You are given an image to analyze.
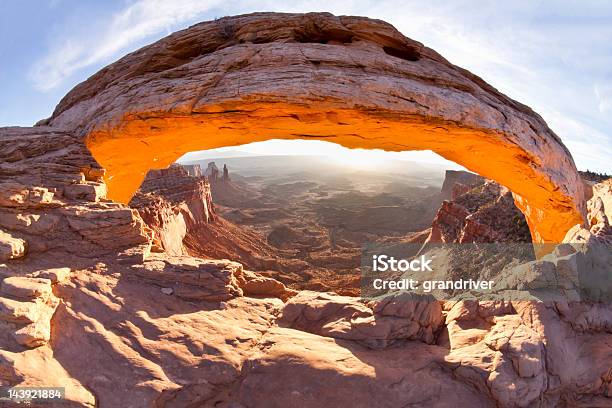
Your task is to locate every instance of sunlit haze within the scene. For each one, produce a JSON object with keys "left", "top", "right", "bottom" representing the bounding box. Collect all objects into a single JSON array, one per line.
[{"left": 178, "top": 140, "right": 466, "bottom": 170}]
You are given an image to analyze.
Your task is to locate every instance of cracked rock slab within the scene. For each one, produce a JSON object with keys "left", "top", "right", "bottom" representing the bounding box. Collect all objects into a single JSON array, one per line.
[{"left": 1, "top": 277, "right": 52, "bottom": 301}]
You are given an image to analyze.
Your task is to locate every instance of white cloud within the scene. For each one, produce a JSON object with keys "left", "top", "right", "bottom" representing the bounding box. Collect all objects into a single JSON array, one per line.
[
  {"left": 29, "top": 0, "right": 225, "bottom": 91},
  {"left": 543, "top": 108, "right": 612, "bottom": 173},
  {"left": 595, "top": 83, "right": 612, "bottom": 114}
]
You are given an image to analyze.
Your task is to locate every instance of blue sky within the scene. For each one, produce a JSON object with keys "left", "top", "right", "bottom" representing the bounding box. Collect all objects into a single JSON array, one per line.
[{"left": 1, "top": 0, "right": 610, "bottom": 173}]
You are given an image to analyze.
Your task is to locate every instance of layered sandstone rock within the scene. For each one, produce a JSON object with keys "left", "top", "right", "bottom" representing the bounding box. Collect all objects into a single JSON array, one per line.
[
  {"left": 428, "top": 175, "right": 532, "bottom": 243},
  {"left": 237, "top": 269, "right": 297, "bottom": 302},
  {"left": 0, "top": 12, "right": 610, "bottom": 408},
  {"left": 130, "top": 165, "right": 215, "bottom": 256},
  {"left": 591, "top": 179, "right": 612, "bottom": 226},
  {"left": 279, "top": 291, "right": 443, "bottom": 348},
  {"left": 130, "top": 255, "right": 244, "bottom": 301},
  {"left": 0, "top": 127, "right": 151, "bottom": 267},
  {"left": 41, "top": 12, "right": 585, "bottom": 244},
  {"left": 135, "top": 165, "right": 215, "bottom": 224},
  {"left": 443, "top": 300, "right": 549, "bottom": 407},
  {"left": 440, "top": 169, "right": 485, "bottom": 200},
  {"left": 130, "top": 194, "right": 188, "bottom": 255},
  {"left": 0, "top": 275, "right": 61, "bottom": 349},
  {"left": 0, "top": 230, "right": 26, "bottom": 261}
]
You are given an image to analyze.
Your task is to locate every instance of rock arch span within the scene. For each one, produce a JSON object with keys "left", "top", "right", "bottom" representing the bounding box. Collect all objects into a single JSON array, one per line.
[{"left": 43, "top": 12, "right": 585, "bottom": 243}]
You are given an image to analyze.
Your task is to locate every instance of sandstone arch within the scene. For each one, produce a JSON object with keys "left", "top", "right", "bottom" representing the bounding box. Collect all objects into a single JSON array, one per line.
[{"left": 43, "top": 12, "right": 585, "bottom": 243}]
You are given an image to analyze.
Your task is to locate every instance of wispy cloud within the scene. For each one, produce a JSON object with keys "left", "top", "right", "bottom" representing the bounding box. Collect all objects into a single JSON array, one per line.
[
  {"left": 29, "top": 0, "right": 224, "bottom": 91},
  {"left": 542, "top": 107, "right": 612, "bottom": 171},
  {"left": 595, "top": 83, "right": 612, "bottom": 113}
]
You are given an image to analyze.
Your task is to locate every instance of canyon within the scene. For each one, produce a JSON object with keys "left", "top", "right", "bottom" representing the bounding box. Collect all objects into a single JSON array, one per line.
[
  {"left": 0, "top": 11, "right": 610, "bottom": 408},
  {"left": 134, "top": 157, "right": 447, "bottom": 296},
  {"left": 130, "top": 158, "right": 534, "bottom": 297}
]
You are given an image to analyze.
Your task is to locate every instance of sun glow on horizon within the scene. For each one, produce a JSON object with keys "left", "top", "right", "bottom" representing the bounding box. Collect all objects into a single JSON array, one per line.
[{"left": 178, "top": 139, "right": 466, "bottom": 170}]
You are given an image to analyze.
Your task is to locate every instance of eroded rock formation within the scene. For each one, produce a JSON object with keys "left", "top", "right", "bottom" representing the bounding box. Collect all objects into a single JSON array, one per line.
[
  {"left": 41, "top": 12, "right": 585, "bottom": 244},
  {"left": 130, "top": 164, "right": 215, "bottom": 255},
  {"left": 1, "top": 12, "right": 610, "bottom": 408},
  {"left": 440, "top": 169, "right": 486, "bottom": 200},
  {"left": 428, "top": 173, "right": 532, "bottom": 243},
  {"left": 0, "top": 127, "right": 151, "bottom": 267},
  {"left": 0, "top": 123, "right": 610, "bottom": 406}
]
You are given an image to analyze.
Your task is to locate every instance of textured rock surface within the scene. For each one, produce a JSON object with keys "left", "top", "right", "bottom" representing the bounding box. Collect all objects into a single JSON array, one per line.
[
  {"left": 42, "top": 12, "right": 585, "bottom": 243},
  {"left": 1, "top": 276, "right": 52, "bottom": 300},
  {"left": 590, "top": 179, "right": 612, "bottom": 225},
  {"left": 440, "top": 169, "right": 486, "bottom": 200},
  {"left": 428, "top": 176, "right": 532, "bottom": 243},
  {"left": 130, "top": 255, "right": 244, "bottom": 301},
  {"left": 0, "top": 127, "right": 151, "bottom": 265},
  {"left": 0, "top": 276, "right": 60, "bottom": 349},
  {"left": 238, "top": 269, "right": 297, "bottom": 302},
  {"left": 279, "top": 291, "right": 443, "bottom": 348},
  {"left": 0, "top": 230, "right": 26, "bottom": 261},
  {"left": 1, "top": 12, "right": 610, "bottom": 408},
  {"left": 130, "top": 164, "right": 215, "bottom": 255}
]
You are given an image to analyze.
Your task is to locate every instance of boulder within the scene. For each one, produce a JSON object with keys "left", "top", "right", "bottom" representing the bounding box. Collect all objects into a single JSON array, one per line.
[
  {"left": 238, "top": 270, "right": 297, "bottom": 301},
  {"left": 0, "top": 297, "right": 40, "bottom": 324},
  {"left": 279, "top": 291, "right": 443, "bottom": 348},
  {"left": 1, "top": 277, "right": 52, "bottom": 301},
  {"left": 64, "top": 181, "right": 107, "bottom": 202},
  {"left": 0, "top": 229, "right": 27, "bottom": 261},
  {"left": 32, "top": 267, "right": 71, "bottom": 284},
  {"left": 131, "top": 255, "right": 244, "bottom": 301}
]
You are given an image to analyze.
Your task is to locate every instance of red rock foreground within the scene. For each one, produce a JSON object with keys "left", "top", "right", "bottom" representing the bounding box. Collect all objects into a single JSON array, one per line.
[{"left": 0, "top": 12, "right": 610, "bottom": 408}]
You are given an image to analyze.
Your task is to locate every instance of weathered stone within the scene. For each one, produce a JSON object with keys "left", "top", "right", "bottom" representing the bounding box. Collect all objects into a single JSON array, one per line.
[
  {"left": 428, "top": 178, "right": 532, "bottom": 244},
  {"left": 64, "top": 181, "right": 107, "bottom": 202},
  {"left": 0, "top": 211, "right": 59, "bottom": 234},
  {"left": 64, "top": 205, "right": 150, "bottom": 249},
  {"left": 129, "top": 165, "right": 217, "bottom": 256},
  {"left": 160, "top": 287, "right": 173, "bottom": 295},
  {"left": 0, "top": 182, "right": 55, "bottom": 208},
  {"left": 591, "top": 179, "right": 612, "bottom": 223},
  {"left": 116, "top": 242, "right": 152, "bottom": 265},
  {"left": 446, "top": 300, "right": 479, "bottom": 323},
  {"left": 238, "top": 270, "right": 296, "bottom": 301},
  {"left": 0, "top": 229, "right": 27, "bottom": 261},
  {"left": 14, "top": 319, "right": 51, "bottom": 348},
  {"left": 0, "top": 296, "right": 39, "bottom": 324},
  {"left": 33, "top": 267, "right": 71, "bottom": 284},
  {"left": 279, "top": 291, "right": 443, "bottom": 348},
  {"left": 131, "top": 255, "right": 243, "bottom": 301},
  {"left": 1, "top": 277, "right": 52, "bottom": 300},
  {"left": 0, "top": 279, "right": 59, "bottom": 349},
  {"left": 554, "top": 243, "right": 576, "bottom": 257}
]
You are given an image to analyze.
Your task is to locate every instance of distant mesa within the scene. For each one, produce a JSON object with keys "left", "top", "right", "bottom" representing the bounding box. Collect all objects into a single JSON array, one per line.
[
  {"left": 223, "top": 164, "right": 230, "bottom": 181},
  {"left": 183, "top": 163, "right": 203, "bottom": 177},
  {"left": 197, "top": 162, "right": 231, "bottom": 182}
]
